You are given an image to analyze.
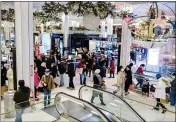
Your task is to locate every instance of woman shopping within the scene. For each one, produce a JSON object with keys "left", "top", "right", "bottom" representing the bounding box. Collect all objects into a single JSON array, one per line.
[
  {"left": 153, "top": 74, "right": 167, "bottom": 114},
  {"left": 91, "top": 69, "right": 106, "bottom": 106}
]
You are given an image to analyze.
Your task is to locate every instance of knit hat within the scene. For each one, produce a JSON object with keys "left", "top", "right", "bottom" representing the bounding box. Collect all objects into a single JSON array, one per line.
[{"left": 156, "top": 74, "right": 162, "bottom": 79}]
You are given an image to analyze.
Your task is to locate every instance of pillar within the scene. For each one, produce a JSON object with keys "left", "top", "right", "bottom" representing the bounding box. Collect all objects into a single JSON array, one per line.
[
  {"left": 107, "top": 17, "right": 113, "bottom": 36},
  {"left": 14, "top": 2, "right": 34, "bottom": 89},
  {"left": 120, "top": 20, "right": 131, "bottom": 68},
  {"left": 101, "top": 21, "right": 106, "bottom": 38},
  {"left": 63, "top": 13, "right": 69, "bottom": 48}
]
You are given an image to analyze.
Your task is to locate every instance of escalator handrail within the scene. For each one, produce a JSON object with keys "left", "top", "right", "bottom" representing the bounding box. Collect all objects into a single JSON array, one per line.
[
  {"left": 79, "top": 86, "right": 146, "bottom": 122},
  {"left": 54, "top": 92, "right": 112, "bottom": 122},
  {"left": 133, "top": 73, "right": 156, "bottom": 79}
]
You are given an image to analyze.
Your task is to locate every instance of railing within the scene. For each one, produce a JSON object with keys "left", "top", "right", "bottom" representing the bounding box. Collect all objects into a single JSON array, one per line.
[
  {"left": 54, "top": 92, "right": 112, "bottom": 122},
  {"left": 79, "top": 85, "right": 146, "bottom": 122}
]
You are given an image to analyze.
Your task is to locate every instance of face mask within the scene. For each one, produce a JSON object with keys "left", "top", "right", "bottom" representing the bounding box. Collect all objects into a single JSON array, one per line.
[
  {"left": 45, "top": 73, "right": 49, "bottom": 76},
  {"left": 34, "top": 70, "right": 38, "bottom": 72}
]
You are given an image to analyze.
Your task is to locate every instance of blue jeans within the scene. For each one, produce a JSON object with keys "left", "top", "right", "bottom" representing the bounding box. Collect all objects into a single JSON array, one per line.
[
  {"left": 170, "top": 90, "right": 176, "bottom": 106},
  {"left": 15, "top": 109, "right": 24, "bottom": 122},
  {"left": 43, "top": 89, "right": 51, "bottom": 107},
  {"left": 83, "top": 71, "right": 87, "bottom": 85},
  {"left": 60, "top": 74, "right": 64, "bottom": 86},
  {"left": 80, "top": 74, "right": 83, "bottom": 84}
]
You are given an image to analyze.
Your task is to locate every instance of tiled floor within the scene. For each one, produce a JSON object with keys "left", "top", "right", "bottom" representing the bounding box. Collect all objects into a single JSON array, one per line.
[{"left": 1, "top": 73, "right": 175, "bottom": 122}]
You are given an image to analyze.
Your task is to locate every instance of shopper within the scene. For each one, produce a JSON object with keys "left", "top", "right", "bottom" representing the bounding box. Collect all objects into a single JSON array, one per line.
[
  {"left": 38, "top": 62, "right": 46, "bottom": 79},
  {"left": 77, "top": 60, "right": 84, "bottom": 85},
  {"left": 82, "top": 61, "right": 87, "bottom": 85},
  {"left": 50, "top": 63, "right": 58, "bottom": 88},
  {"left": 153, "top": 74, "right": 167, "bottom": 113},
  {"left": 58, "top": 60, "right": 66, "bottom": 87},
  {"left": 87, "top": 54, "right": 93, "bottom": 77},
  {"left": 7, "top": 64, "right": 14, "bottom": 90},
  {"left": 109, "top": 57, "right": 115, "bottom": 78},
  {"left": 34, "top": 56, "right": 41, "bottom": 73},
  {"left": 114, "top": 66, "right": 126, "bottom": 97},
  {"left": 124, "top": 63, "right": 133, "bottom": 95},
  {"left": 170, "top": 73, "right": 176, "bottom": 106},
  {"left": 34, "top": 68, "right": 39, "bottom": 101},
  {"left": 66, "top": 60, "right": 75, "bottom": 90},
  {"left": 40, "top": 69, "right": 55, "bottom": 108},
  {"left": 13, "top": 80, "right": 30, "bottom": 122},
  {"left": 92, "top": 57, "right": 97, "bottom": 78},
  {"left": 91, "top": 69, "right": 106, "bottom": 106},
  {"left": 135, "top": 64, "right": 145, "bottom": 88}
]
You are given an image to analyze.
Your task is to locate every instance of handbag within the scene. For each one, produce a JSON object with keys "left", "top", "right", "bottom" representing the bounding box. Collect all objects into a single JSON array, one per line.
[{"left": 38, "top": 82, "right": 43, "bottom": 88}]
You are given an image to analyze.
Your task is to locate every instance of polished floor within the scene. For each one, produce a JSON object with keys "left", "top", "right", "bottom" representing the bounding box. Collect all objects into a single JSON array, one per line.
[{"left": 1, "top": 73, "right": 176, "bottom": 122}]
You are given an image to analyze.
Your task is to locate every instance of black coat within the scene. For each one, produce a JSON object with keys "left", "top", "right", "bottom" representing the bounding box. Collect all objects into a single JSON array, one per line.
[
  {"left": 58, "top": 63, "right": 66, "bottom": 74},
  {"left": 38, "top": 66, "right": 46, "bottom": 79},
  {"left": 125, "top": 65, "right": 133, "bottom": 85},
  {"left": 34, "top": 59, "right": 41, "bottom": 70},
  {"left": 50, "top": 66, "right": 57, "bottom": 78},
  {"left": 13, "top": 86, "right": 30, "bottom": 109},
  {"left": 93, "top": 75, "right": 101, "bottom": 89},
  {"left": 67, "top": 63, "right": 75, "bottom": 77},
  {"left": 46, "top": 58, "right": 52, "bottom": 69}
]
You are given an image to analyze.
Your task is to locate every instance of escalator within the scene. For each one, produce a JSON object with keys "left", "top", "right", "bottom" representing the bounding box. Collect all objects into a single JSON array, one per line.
[
  {"left": 53, "top": 92, "right": 122, "bottom": 122},
  {"left": 79, "top": 86, "right": 146, "bottom": 122}
]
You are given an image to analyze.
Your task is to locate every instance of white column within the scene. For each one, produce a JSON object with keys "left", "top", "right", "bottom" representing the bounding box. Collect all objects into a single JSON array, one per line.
[
  {"left": 101, "top": 21, "right": 106, "bottom": 38},
  {"left": 4, "top": 22, "right": 10, "bottom": 40},
  {"left": 107, "top": 17, "right": 113, "bottom": 36},
  {"left": 120, "top": 20, "right": 131, "bottom": 68},
  {"left": 14, "top": 2, "right": 34, "bottom": 89},
  {"left": 63, "top": 13, "right": 69, "bottom": 48}
]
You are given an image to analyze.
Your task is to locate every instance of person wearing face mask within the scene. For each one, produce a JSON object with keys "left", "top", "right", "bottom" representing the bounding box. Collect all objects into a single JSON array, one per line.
[
  {"left": 135, "top": 64, "right": 145, "bottom": 88},
  {"left": 34, "top": 68, "right": 39, "bottom": 101},
  {"left": 40, "top": 69, "right": 55, "bottom": 108},
  {"left": 66, "top": 60, "right": 75, "bottom": 90}
]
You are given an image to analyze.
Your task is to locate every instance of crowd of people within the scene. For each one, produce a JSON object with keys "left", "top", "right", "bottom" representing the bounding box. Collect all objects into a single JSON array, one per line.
[{"left": 1, "top": 50, "right": 176, "bottom": 122}]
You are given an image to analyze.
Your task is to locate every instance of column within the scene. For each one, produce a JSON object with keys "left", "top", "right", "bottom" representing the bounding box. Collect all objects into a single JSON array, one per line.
[
  {"left": 4, "top": 22, "right": 10, "bottom": 40},
  {"left": 101, "top": 21, "right": 106, "bottom": 38},
  {"left": 107, "top": 17, "right": 113, "bottom": 36},
  {"left": 120, "top": 20, "right": 131, "bottom": 68},
  {"left": 63, "top": 13, "right": 69, "bottom": 48},
  {"left": 14, "top": 2, "right": 34, "bottom": 89}
]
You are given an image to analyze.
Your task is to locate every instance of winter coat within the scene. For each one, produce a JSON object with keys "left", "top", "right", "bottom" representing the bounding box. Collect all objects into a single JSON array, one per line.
[
  {"left": 38, "top": 66, "right": 46, "bottom": 79},
  {"left": 125, "top": 65, "right": 133, "bottom": 85},
  {"left": 58, "top": 62, "right": 66, "bottom": 74},
  {"left": 50, "top": 66, "right": 57, "bottom": 78},
  {"left": 154, "top": 78, "right": 167, "bottom": 99},
  {"left": 110, "top": 60, "right": 115, "bottom": 72},
  {"left": 117, "top": 71, "right": 126, "bottom": 87},
  {"left": 136, "top": 66, "right": 144, "bottom": 74},
  {"left": 67, "top": 63, "right": 75, "bottom": 77},
  {"left": 41, "top": 75, "right": 55, "bottom": 90},
  {"left": 34, "top": 72, "right": 39, "bottom": 87},
  {"left": 13, "top": 86, "right": 30, "bottom": 109},
  {"left": 7, "top": 68, "right": 14, "bottom": 90}
]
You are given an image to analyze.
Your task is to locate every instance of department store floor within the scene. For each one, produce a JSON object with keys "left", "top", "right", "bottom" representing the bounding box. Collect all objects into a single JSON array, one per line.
[{"left": 1, "top": 73, "right": 176, "bottom": 122}]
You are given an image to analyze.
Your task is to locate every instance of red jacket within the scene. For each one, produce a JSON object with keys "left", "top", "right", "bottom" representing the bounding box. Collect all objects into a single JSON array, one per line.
[
  {"left": 110, "top": 60, "right": 115, "bottom": 72},
  {"left": 34, "top": 72, "right": 39, "bottom": 87},
  {"left": 136, "top": 66, "right": 144, "bottom": 74}
]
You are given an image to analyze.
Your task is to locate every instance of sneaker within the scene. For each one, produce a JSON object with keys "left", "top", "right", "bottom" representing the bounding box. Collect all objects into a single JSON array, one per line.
[
  {"left": 153, "top": 107, "right": 159, "bottom": 111},
  {"left": 101, "top": 103, "right": 106, "bottom": 106},
  {"left": 162, "top": 108, "right": 167, "bottom": 114}
]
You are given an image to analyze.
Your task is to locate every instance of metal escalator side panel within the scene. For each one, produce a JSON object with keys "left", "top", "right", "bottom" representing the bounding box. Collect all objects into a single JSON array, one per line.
[
  {"left": 79, "top": 85, "right": 146, "bottom": 122},
  {"left": 54, "top": 92, "right": 111, "bottom": 122}
]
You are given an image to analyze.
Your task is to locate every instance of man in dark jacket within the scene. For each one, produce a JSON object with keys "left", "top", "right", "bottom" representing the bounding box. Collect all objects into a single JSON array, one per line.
[
  {"left": 58, "top": 60, "right": 66, "bottom": 87},
  {"left": 67, "top": 60, "right": 75, "bottom": 90},
  {"left": 13, "top": 80, "right": 30, "bottom": 122},
  {"left": 124, "top": 63, "right": 133, "bottom": 95},
  {"left": 170, "top": 73, "right": 176, "bottom": 106}
]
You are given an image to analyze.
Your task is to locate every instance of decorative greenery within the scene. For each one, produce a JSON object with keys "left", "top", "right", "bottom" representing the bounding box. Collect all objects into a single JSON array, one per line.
[
  {"left": 33, "top": 10, "right": 62, "bottom": 24},
  {"left": 1, "top": 8, "right": 15, "bottom": 22},
  {"left": 69, "top": 26, "right": 100, "bottom": 32},
  {"left": 117, "top": 10, "right": 136, "bottom": 19},
  {"left": 42, "top": 2, "right": 116, "bottom": 19}
]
